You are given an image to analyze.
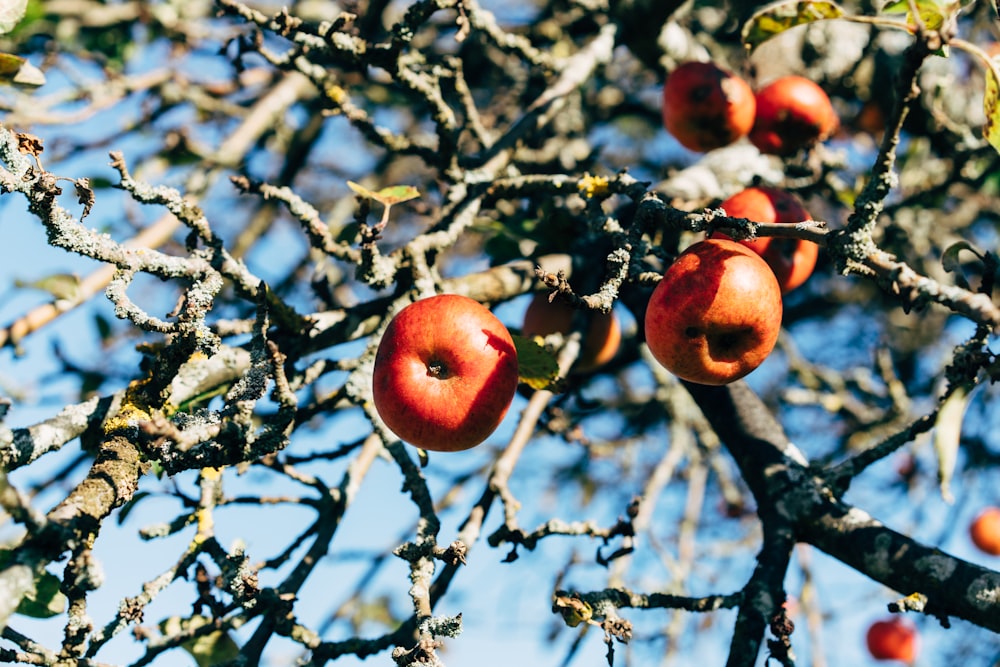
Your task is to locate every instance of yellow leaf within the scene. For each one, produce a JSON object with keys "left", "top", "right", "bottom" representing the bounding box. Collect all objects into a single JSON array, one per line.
[
  {"left": 984, "top": 61, "right": 1000, "bottom": 155},
  {"left": 552, "top": 594, "right": 593, "bottom": 627},
  {"left": 881, "top": 0, "right": 963, "bottom": 30},
  {"left": 375, "top": 185, "right": 420, "bottom": 205},
  {"left": 347, "top": 181, "right": 420, "bottom": 207},
  {"left": 741, "top": 0, "right": 845, "bottom": 52}
]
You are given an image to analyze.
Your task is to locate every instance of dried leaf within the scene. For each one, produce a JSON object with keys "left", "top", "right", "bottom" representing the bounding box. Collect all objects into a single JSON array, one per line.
[
  {"left": 16, "top": 131, "right": 42, "bottom": 156},
  {"left": 75, "top": 178, "right": 95, "bottom": 219},
  {"left": 933, "top": 384, "right": 971, "bottom": 504},
  {"left": 0, "top": 51, "right": 44, "bottom": 87},
  {"left": 0, "top": 0, "right": 27, "bottom": 34}
]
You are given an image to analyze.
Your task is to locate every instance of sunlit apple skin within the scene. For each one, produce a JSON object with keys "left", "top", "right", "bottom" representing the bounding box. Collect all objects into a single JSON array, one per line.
[
  {"left": 644, "top": 239, "right": 782, "bottom": 385},
  {"left": 970, "top": 506, "right": 1000, "bottom": 555},
  {"left": 662, "top": 61, "right": 756, "bottom": 153},
  {"left": 521, "top": 293, "right": 621, "bottom": 372},
  {"left": 866, "top": 617, "right": 919, "bottom": 664},
  {"left": 713, "top": 186, "right": 819, "bottom": 293},
  {"left": 372, "top": 294, "right": 519, "bottom": 452},
  {"left": 749, "top": 76, "right": 838, "bottom": 156}
]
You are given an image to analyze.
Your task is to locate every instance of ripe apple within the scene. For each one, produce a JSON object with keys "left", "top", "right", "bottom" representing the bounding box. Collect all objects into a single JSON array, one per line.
[
  {"left": 712, "top": 186, "right": 819, "bottom": 293},
  {"left": 970, "top": 506, "right": 1000, "bottom": 555},
  {"left": 521, "top": 293, "right": 621, "bottom": 372},
  {"left": 866, "top": 617, "right": 918, "bottom": 664},
  {"left": 662, "top": 61, "right": 756, "bottom": 153},
  {"left": 644, "top": 238, "right": 782, "bottom": 385},
  {"left": 372, "top": 294, "right": 519, "bottom": 452},
  {"left": 749, "top": 76, "right": 838, "bottom": 156}
]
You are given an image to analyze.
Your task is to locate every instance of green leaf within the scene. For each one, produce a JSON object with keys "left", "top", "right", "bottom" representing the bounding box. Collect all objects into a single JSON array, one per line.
[
  {"left": 881, "top": 0, "right": 962, "bottom": 29},
  {"left": 17, "top": 571, "right": 66, "bottom": 618},
  {"left": 0, "top": 0, "right": 27, "bottom": 34},
  {"left": 335, "top": 221, "right": 362, "bottom": 243},
  {"left": 161, "top": 615, "right": 240, "bottom": 667},
  {"left": 741, "top": 0, "right": 846, "bottom": 52},
  {"left": 941, "top": 240, "right": 986, "bottom": 289},
  {"left": 15, "top": 273, "right": 81, "bottom": 302},
  {"left": 0, "top": 51, "right": 44, "bottom": 86},
  {"left": 94, "top": 312, "right": 113, "bottom": 345},
  {"left": 512, "top": 334, "right": 564, "bottom": 392},
  {"left": 346, "top": 181, "right": 420, "bottom": 207},
  {"left": 117, "top": 491, "right": 152, "bottom": 525},
  {"left": 0, "top": 552, "right": 68, "bottom": 619},
  {"left": 941, "top": 240, "right": 982, "bottom": 274},
  {"left": 933, "top": 383, "right": 971, "bottom": 504}
]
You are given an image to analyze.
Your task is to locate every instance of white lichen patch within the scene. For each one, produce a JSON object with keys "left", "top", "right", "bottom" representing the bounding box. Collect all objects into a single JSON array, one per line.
[
  {"left": 970, "top": 576, "right": 1000, "bottom": 610},
  {"left": 915, "top": 554, "right": 958, "bottom": 580},
  {"left": 915, "top": 554, "right": 957, "bottom": 580}
]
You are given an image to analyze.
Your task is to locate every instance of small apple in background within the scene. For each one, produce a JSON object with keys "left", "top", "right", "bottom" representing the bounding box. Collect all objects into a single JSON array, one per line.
[
  {"left": 644, "top": 238, "right": 782, "bottom": 385},
  {"left": 521, "top": 293, "right": 621, "bottom": 372},
  {"left": 662, "top": 61, "right": 756, "bottom": 153},
  {"left": 712, "top": 186, "right": 819, "bottom": 293},
  {"left": 749, "top": 76, "right": 838, "bottom": 156},
  {"left": 372, "top": 294, "right": 519, "bottom": 452},
  {"left": 970, "top": 506, "right": 1000, "bottom": 555},
  {"left": 866, "top": 616, "right": 919, "bottom": 664}
]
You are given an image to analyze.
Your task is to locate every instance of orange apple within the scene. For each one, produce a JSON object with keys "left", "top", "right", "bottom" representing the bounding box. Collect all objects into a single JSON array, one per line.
[
  {"left": 970, "top": 506, "right": 1000, "bottom": 555},
  {"left": 662, "top": 61, "right": 756, "bottom": 153},
  {"left": 644, "top": 238, "right": 782, "bottom": 385},
  {"left": 713, "top": 186, "right": 819, "bottom": 293},
  {"left": 372, "top": 294, "right": 519, "bottom": 452},
  {"left": 521, "top": 293, "right": 621, "bottom": 372},
  {"left": 866, "top": 617, "right": 918, "bottom": 664},
  {"left": 749, "top": 76, "right": 838, "bottom": 156}
]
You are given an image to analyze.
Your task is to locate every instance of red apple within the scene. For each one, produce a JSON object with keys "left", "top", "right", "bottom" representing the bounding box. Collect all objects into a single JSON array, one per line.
[
  {"left": 662, "top": 61, "right": 756, "bottom": 153},
  {"left": 521, "top": 293, "right": 621, "bottom": 372},
  {"left": 749, "top": 76, "right": 838, "bottom": 156},
  {"left": 372, "top": 294, "right": 519, "bottom": 452},
  {"left": 644, "top": 238, "right": 782, "bottom": 385},
  {"left": 866, "top": 617, "right": 918, "bottom": 664},
  {"left": 970, "top": 506, "right": 1000, "bottom": 555},
  {"left": 713, "top": 186, "right": 819, "bottom": 293}
]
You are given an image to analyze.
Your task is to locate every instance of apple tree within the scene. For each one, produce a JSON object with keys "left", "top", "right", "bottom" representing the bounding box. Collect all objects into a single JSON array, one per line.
[{"left": 1, "top": 0, "right": 1000, "bottom": 665}]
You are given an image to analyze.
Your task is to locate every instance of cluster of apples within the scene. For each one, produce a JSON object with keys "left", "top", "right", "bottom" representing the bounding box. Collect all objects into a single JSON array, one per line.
[
  {"left": 661, "top": 60, "right": 839, "bottom": 156},
  {"left": 645, "top": 61, "right": 828, "bottom": 384},
  {"left": 372, "top": 195, "right": 819, "bottom": 452},
  {"left": 645, "top": 184, "right": 819, "bottom": 386},
  {"left": 370, "top": 64, "right": 834, "bottom": 454},
  {"left": 372, "top": 196, "right": 816, "bottom": 452}
]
